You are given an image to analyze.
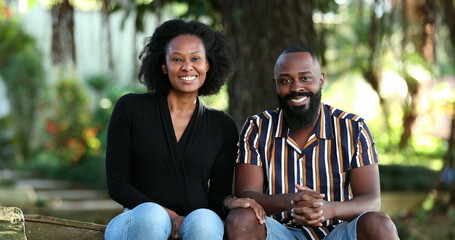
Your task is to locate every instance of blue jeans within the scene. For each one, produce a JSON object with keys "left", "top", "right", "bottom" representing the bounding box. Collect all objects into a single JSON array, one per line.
[
  {"left": 265, "top": 211, "right": 368, "bottom": 240},
  {"left": 104, "top": 202, "right": 224, "bottom": 240}
]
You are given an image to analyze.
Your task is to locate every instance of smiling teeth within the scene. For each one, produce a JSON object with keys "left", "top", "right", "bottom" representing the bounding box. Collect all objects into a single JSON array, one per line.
[
  {"left": 180, "top": 76, "right": 196, "bottom": 80},
  {"left": 290, "top": 96, "right": 308, "bottom": 103}
]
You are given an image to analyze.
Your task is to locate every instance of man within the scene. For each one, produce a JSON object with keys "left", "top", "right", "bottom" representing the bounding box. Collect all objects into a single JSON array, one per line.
[{"left": 224, "top": 46, "right": 399, "bottom": 240}]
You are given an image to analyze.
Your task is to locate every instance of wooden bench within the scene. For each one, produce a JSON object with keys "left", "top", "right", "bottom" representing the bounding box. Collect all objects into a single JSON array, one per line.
[
  {"left": 1, "top": 206, "right": 106, "bottom": 240},
  {"left": 25, "top": 214, "right": 105, "bottom": 240}
]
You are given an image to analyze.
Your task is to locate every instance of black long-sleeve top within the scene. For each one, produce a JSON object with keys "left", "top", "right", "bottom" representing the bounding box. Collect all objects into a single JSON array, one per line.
[{"left": 106, "top": 93, "right": 238, "bottom": 217}]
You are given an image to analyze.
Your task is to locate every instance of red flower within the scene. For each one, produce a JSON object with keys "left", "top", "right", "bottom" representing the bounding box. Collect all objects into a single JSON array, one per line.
[{"left": 46, "top": 121, "right": 58, "bottom": 136}]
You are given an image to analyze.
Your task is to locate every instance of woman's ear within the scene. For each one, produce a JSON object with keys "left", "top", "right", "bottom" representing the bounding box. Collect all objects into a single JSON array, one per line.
[
  {"left": 162, "top": 64, "right": 168, "bottom": 74},
  {"left": 206, "top": 62, "right": 209, "bottom": 72}
]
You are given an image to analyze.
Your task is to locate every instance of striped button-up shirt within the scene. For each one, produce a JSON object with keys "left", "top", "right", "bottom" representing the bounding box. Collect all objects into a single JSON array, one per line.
[{"left": 236, "top": 103, "right": 379, "bottom": 239}]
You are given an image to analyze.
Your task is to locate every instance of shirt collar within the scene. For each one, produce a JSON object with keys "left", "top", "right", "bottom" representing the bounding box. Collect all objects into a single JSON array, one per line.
[
  {"left": 275, "top": 103, "right": 334, "bottom": 140},
  {"left": 316, "top": 103, "right": 334, "bottom": 140}
]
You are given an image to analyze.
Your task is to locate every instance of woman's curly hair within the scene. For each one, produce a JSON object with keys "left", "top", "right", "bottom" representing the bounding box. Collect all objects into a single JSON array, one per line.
[{"left": 138, "top": 19, "right": 234, "bottom": 96}]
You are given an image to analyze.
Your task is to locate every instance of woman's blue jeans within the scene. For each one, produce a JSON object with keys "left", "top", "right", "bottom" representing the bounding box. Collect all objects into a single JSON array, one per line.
[{"left": 104, "top": 202, "right": 224, "bottom": 240}]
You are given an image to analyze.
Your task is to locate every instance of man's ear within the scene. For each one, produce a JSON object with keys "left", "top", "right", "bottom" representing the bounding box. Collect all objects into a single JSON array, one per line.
[
  {"left": 272, "top": 78, "right": 276, "bottom": 84},
  {"left": 162, "top": 64, "right": 168, "bottom": 74},
  {"left": 320, "top": 72, "right": 326, "bottom": 88}
]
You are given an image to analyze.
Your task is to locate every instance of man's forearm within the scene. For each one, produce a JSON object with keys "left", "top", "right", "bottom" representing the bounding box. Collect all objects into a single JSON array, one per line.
[{"left": 323, "top": 194, "right": 381, "bottom": 221}]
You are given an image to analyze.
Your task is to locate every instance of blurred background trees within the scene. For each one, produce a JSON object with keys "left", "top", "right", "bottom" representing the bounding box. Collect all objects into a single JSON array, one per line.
[
  {"left": 1, "top": 0, "right": 454, "bottom": 238},
  {"left": 0, "top": 13, "right": 45, "bottom": 165}
]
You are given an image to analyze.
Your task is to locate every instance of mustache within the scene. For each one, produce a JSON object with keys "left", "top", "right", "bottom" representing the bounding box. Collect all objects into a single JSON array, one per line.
[{"left": 284, "top": 92, "right": 313, "bottom": 100}]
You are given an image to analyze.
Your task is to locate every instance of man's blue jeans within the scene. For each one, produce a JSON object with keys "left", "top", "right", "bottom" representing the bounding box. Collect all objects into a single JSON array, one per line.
[
  {"left": 264, "top": 211, "right": 369, "bottom": 240},
  {"left": 104, "top": 202, "right": 224, "bottom": 240}
]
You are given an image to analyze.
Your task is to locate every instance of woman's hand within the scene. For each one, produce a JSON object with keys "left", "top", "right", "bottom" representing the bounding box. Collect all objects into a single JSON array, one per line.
[
  {"left": 224, "top": 197, "right": 267, "bottom": 224},
  {"left": 169, "top": 214, "right": 184, "bottom": 240}
]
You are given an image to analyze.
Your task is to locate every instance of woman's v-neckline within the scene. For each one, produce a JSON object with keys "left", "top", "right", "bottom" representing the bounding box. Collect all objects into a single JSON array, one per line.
[{"left": 163, "top": 96, "right": 199, "bottom": 145}]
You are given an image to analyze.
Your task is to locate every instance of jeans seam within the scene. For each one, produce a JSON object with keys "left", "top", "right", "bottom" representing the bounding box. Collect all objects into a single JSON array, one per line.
[
  {"left": 180, "top": 216, "right": 187, "bottom": 238},
  {"left": 124, "top": 211, "right": 132, "bottom": 240}
]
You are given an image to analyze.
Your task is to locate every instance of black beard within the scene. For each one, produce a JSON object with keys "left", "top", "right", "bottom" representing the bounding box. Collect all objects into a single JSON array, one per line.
[{"left": 277, "top": 89, "right": 322, "bottom": 130}]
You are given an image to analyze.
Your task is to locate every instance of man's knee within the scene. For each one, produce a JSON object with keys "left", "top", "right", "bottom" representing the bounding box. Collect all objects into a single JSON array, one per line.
[
  {"left": 225, "top": 208, "right": 266, "bottom": 240},
  {"left": 226, "top": 208, "right": 260, "bottom": 231},
  {"left": 358, "top": 211, "right": 396, "bottom": 229},
  {"left": 357, "top": 212, "right": 399, "bottom": 240}
]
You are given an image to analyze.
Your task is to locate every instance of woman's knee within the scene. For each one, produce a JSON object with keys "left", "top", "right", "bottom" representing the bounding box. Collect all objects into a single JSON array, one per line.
[
  {"left": 130, "top": 202, "right": 172, "bottom": 235},
  {"left": 105, "top": 202, "right": 172, "bottom": 239},
  {"left": 180, "top": 209, "right": 223, "bottom": 239},
  {"left": 186, "top": 208, "right": 222, "bottom": 226},
  {"left": 131, "top": 202, "right": 169, "bottom": 223}
]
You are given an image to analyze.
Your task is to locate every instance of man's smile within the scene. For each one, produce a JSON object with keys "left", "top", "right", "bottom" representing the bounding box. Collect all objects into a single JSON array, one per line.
[{"left": 290, "top": 96, "right": 308, "bottom": 104}]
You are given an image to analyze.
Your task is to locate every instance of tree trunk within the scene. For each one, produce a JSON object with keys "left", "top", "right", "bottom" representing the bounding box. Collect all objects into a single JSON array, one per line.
[
  {"left": 399, "top": 0, "right": 436, "bottom": 148},
  {"left": 434, "top": 0, "right": 455, "bottom": 213},
  {"left": 441, "top": 0, "right": 455, "bottom": 63},
  {"left": 445, "top": 112, "right": 455, "bottom": 201},
  {"left": 440, "top": 0, "right": 455, "bottom": 171},
  {"left": 362, "top": 0, "right": 381, "bottom": 101},
  {"left": 361, "top": 0, "right": 396, "bottom": 146},
  {"left": 51, "top": 0, "right": 75, "bottom": 66},
  {"left": 102, "top": 0, "right": 114, "bottom": 73},
  {"left": 398, "top": 74, "right": 418, "bottom": 148},
  {"left": 222, "top": 0, "right": 316, "bottom": 125}
]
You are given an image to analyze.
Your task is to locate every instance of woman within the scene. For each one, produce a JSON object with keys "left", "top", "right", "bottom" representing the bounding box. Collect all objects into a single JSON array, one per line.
[{"left": 104, "top": 19, "right": 265, "bottom": 240}]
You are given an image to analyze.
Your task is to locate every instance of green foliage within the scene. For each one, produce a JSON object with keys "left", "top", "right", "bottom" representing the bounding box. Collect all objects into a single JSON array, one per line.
[
  {"left": 23, "top": 152, "right": 107, "bottom": 189},
  {"left": 378, "top": 146, "right": 445, "bottom": 171},
  {"left": 0, "top": 17, "right": 45, "bottom": 161},
  {"left": 86, "top": 74, "right": 110, "bottom": 92},
  {"left": 0, "top": 19, "right": 34, "bottom": 66},
  {"left": 42, "top": 78, "right": 100, "bottom": 165},
  {"left": 21, "top": 75, "right": 137, "bottom": 188},
  {"left": 379, "top": 164, "right": 438, "bottom": 192},
  {"left": 449, "top": 208, "right": 455, "bottom": 224},
  {"left": 314, "top": 0, "right": 339, "bottom": 13},
  {"left": 176, "top": 0, "right": 221, "bottom": 23},
  {"left": 60, "top": 155, "right": 107, "bottom": 189},
  {"left": 0, "top": 116, "right": 17, "bottom": 169},
  {"left": 200, "top": 84, "right": 229, "bottom": 111},
  {"left": 86, "top": 74, "right": 142, "bottom": 153}
]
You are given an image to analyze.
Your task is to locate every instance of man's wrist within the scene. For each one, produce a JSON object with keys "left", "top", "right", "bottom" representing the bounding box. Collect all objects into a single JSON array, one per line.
[{"left": 222, "top": 195, "right": 236, "bottom": 213}]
